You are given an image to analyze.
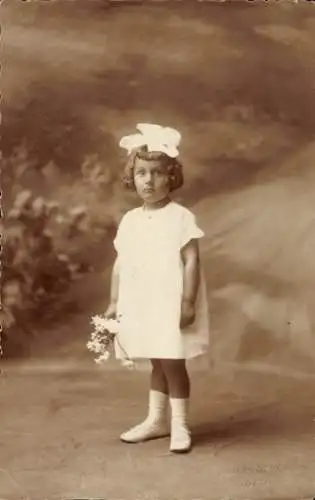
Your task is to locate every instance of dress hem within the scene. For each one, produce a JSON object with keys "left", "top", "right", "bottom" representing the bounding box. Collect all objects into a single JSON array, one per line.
[{"left": 115, "top": 348, "right": 208, "bottom": 361}]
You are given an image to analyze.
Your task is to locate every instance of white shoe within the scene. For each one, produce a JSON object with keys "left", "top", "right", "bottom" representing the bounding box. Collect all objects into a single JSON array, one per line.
[
  {"left": 170, "top": 422, "right": 192, "bottom": 453},
  {"left": 120, "top": 418, "right": 169, "bottom": 443},
  {"left": 120, "top": 390, "right": 169, "bottom": 443}
]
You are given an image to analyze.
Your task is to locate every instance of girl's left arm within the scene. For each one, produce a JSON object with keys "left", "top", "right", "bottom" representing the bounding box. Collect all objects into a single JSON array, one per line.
[
  {"left": 181, "top": 239, "right": 201, "bottom": 304},
  {"left": 180, "top": 239, "right": 200, "bottom": 327}
]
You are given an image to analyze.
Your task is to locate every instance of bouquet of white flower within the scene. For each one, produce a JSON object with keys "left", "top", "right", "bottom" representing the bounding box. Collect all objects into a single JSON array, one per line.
[{"left": 86, "top": 315, "right": 134, "bottom": 368}]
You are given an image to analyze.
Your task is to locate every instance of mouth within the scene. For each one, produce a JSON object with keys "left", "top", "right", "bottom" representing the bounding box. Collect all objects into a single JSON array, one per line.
[{"left": 143, "top": 187, "right": 154, "bottom": 194}]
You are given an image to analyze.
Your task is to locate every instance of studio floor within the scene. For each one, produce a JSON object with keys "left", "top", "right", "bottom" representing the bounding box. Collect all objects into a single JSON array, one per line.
[{"left": 1, "top": 362, "right": 315, "bottom": 500}]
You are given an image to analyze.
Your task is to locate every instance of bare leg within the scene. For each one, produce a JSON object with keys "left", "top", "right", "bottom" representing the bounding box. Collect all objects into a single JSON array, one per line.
[
  {"left": 159, "top": 359, "right": 190, "bottom": 398},
  {"left": 150, "top": 358, "right": 169, "bottom": 394}
]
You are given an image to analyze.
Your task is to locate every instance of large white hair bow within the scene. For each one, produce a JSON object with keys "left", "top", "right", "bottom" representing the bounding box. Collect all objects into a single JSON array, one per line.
[{"left": 119, "top": 123, "right": 181, "bottom": 158}]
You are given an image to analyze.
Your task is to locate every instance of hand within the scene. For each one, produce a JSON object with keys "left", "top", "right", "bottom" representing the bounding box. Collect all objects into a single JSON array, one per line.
[
  {"left": 104, "top": 302, "right": 117, "bottom": 319},
  {"left": 180, "top": 299, "right": 196, "bottom": 329}
]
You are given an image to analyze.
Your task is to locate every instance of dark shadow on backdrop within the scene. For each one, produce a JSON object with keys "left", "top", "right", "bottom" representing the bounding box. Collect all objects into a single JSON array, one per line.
[{"left": 3, "top": 5, "right": 315, "bottom": 171}]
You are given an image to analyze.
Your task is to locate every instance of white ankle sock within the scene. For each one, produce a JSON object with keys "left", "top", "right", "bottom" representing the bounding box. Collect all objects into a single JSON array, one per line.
[
  {"left": 169, "top": 397, "right": 189, "bottom": 426},
  {"left": 169, "top": 397, "right": 191, "bottom": 452},
  {"left": 147, "top": 390, "right": 169, "bottom": 422}
]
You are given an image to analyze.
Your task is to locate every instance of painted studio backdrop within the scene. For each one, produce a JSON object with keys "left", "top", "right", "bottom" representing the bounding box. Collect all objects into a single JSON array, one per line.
[{"left": 3, "top": 1, "right": 315, "bottom": 375}]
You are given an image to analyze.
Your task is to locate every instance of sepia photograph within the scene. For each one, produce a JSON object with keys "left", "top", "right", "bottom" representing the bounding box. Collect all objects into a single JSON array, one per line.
[{"left": 1, "top": 1, "right": 315, "bottom": 499}]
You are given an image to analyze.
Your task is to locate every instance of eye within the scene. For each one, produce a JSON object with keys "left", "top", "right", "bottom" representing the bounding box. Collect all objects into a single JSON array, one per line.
[
  {"left": 153, "top": 168, "right": 166, "bottom": 176},
  {"left": 135, "top": 169, "right": 146, "bottom": 177}
]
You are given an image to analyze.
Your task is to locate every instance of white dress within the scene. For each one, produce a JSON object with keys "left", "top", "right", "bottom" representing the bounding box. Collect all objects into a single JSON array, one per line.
[{"left": 113, "top": 201, "right": 209, "bottom": 360}]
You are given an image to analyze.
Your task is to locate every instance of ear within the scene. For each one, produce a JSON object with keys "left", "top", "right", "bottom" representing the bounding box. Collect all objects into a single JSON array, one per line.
[{"left": 170, "top": 165, "right": 184, "bottom": 191}]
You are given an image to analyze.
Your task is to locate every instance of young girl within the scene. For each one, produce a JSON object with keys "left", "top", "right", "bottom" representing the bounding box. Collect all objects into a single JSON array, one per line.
[{"left": 105, "top": 123, "right": 209, "bottom": 453}]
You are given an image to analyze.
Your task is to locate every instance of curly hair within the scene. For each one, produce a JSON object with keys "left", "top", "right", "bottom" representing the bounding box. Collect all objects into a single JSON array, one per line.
[{"left": 122, "top": 146, "right": 184, "bottom": 192}]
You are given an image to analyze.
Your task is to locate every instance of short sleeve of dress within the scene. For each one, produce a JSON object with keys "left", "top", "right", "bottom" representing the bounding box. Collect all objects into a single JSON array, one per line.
[
  {"left": 113, "top": 213, "right": 129, "bottom": 253},
  {"left": 180, "top": 209, "right": 205, "bottom": 249}
]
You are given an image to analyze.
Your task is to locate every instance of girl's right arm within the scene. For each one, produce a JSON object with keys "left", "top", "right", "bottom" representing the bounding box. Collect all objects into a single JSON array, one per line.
[
  {"left": 106, "top": 211, "right": 128, "bottom": 318},
  {"left": 105, "top": 258, "right": 120, "bottom": 318}
]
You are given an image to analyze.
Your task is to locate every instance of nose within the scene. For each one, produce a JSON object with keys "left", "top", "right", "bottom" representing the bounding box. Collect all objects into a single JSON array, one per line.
[{"left": 144, "top": 172, "right": 153, "bottom": 186}]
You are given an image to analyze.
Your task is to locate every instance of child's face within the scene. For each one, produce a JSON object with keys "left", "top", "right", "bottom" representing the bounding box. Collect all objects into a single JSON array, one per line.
[{"left": 133, "top": 158, "right": 170, "bottom": 204}]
